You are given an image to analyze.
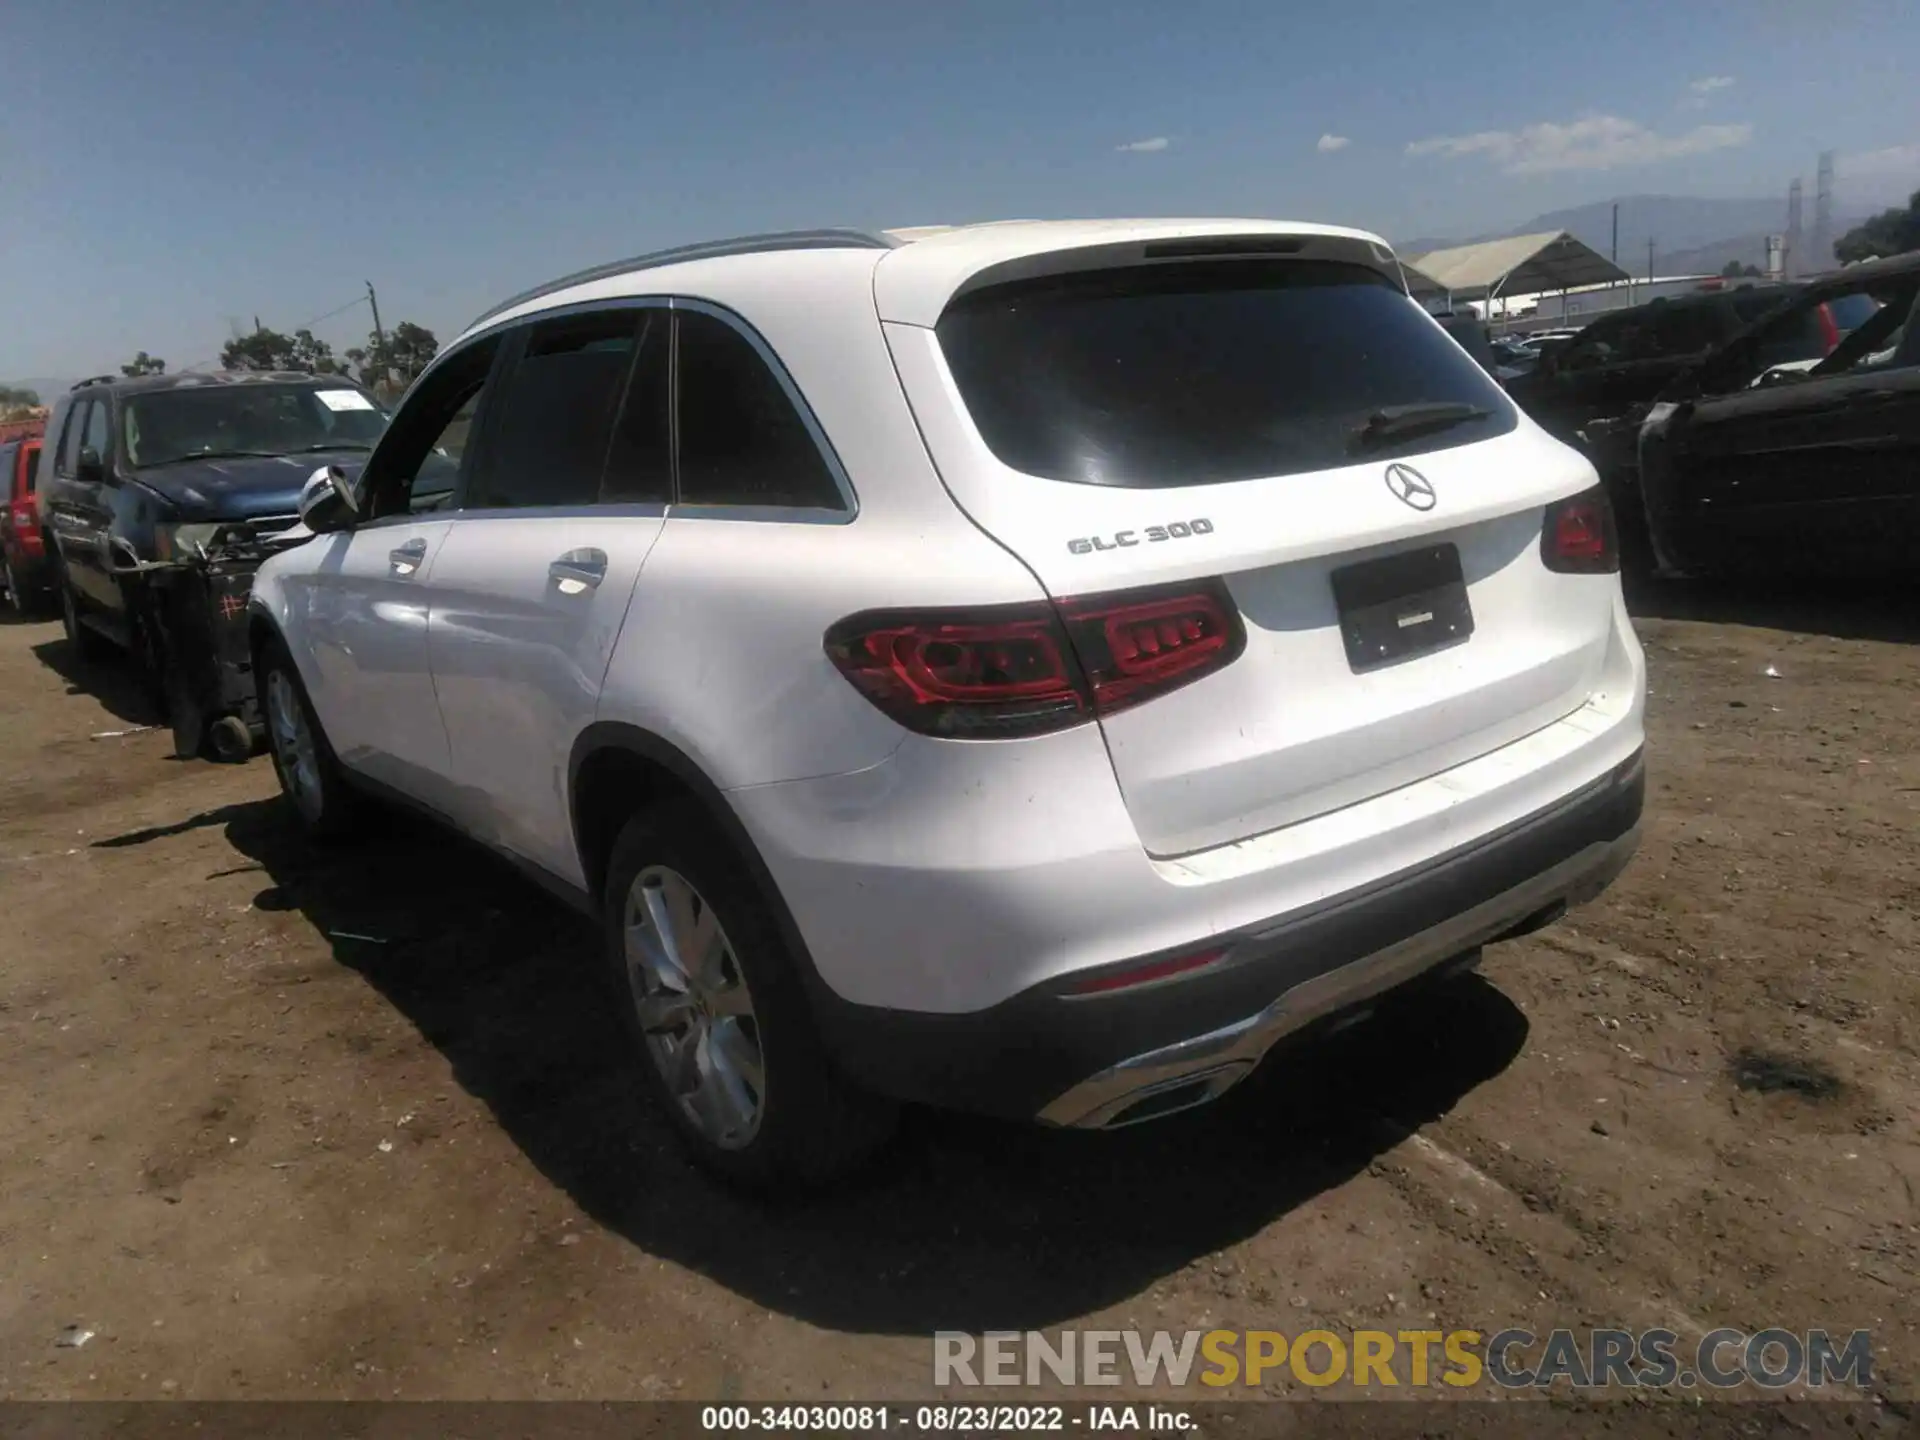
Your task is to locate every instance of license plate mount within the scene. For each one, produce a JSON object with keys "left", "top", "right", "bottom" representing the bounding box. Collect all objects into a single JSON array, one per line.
[{"left": 1330, "top": 543, "right": 1474, "bottom": 673}]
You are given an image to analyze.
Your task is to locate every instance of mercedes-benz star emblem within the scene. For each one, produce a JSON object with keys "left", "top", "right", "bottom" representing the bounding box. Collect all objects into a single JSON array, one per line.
[{"left": 1384, "top": 463, "right": 1437, "bottom": 512}]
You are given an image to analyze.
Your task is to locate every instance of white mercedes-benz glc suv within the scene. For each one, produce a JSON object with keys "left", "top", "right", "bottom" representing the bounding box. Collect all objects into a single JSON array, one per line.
[{"left": 249, "top": 220, "right": 1645, "bottom": 1186}]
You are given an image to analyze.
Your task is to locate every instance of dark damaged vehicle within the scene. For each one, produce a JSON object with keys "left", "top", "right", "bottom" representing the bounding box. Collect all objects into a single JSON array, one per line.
[
  {"left": 1636, "top": 252, "right": 1920, "bottom": 582},
  {"left": 36, "top": 371, "right": 402, "bottom": 757}
]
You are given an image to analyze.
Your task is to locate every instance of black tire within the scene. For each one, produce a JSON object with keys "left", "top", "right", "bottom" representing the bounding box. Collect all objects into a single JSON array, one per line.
[
  {"left": 57, "top": 562, "right": 111, "bottom": 662},
  {"left": 126, "top": 587, "right": 173, "bottom": 719},
  {"left": 256, "top": 637, "right": 360, "bottom": 839},
  {"left": 602, "top": 800, "right": 895, "bottom": 1189}
]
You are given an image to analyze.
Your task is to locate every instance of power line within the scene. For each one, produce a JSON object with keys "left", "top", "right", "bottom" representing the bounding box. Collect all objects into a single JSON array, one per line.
[{"left": 176, "top": 291, "right": 376, "bottom": 373}]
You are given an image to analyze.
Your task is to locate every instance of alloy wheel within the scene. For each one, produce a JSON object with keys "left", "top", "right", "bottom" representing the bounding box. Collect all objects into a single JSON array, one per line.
[
  {"left": 265, "top": 668, "right": 324, "bottom": 824},
  {"left": 622, "top": 865, "right": 766, "bottom": 1149}
]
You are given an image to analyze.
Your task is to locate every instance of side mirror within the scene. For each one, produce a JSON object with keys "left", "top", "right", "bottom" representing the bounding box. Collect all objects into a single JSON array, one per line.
[
  {"left": 76, "top": 446, "right": 105, "bottom": 485},
  {"left": 298, "top": 465, "right": 360, "bottom": 534}
]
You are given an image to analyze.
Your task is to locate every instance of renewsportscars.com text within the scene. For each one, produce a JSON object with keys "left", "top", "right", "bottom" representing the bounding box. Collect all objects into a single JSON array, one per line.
[{"left": 933, "top": 1327, "right": 1873, "bottom": 1391}]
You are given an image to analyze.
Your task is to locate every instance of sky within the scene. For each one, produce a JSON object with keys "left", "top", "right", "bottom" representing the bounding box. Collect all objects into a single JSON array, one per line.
[{"left": 4, "top": 0, "right": 1918, "bottom": 381}]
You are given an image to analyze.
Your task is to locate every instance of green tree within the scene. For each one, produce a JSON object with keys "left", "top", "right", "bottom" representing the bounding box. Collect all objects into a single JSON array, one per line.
[
  {"left": 222, "top": 327, "right": 298, "bottom": 371},
  {"left": 1835, "top": 190, "right": 1920, "bottom": 264},
  {"left": 289, "top": 329, "right": 342, "bottom": 374},
  {"left": 120, "top": 352, "right": 167, "bottom": 376},
  {"left": 221, "top": 326, "right": 344, "bottom": 373},
  {"left": 346, "top": 320, "right": 438, "bottom": 389},
  {"left": 1720, "top": 260, "right": 1763, "bottom": 279},
  {"left": 0, "top": 385, "right": 41, "bottom": 413}
]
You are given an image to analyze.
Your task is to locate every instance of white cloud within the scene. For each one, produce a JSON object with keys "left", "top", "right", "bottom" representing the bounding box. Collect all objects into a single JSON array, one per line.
[
  {"left": 1316, "top": 133, "right": 1351, "bottom": 153},
  {"left": 1843, "top": 141, "right": 1920, "bottom": 177},
  {"left": 1404, "top": 113, "right": 1752, "bottom": 175},
  {"left": 1115, "top": 136, "right": 1170, "bottom": 153},
  {"left": 1684, "top": 74, "right": 1736, "bottom": 109},
  {"left": 1841, "top": 142, "right": 1920, "bottom": 203}
]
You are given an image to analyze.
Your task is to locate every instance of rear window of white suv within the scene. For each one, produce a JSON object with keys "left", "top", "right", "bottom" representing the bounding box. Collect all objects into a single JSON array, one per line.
[{"left": 935, "top": 259, "right": 1517, "bottom": 488}]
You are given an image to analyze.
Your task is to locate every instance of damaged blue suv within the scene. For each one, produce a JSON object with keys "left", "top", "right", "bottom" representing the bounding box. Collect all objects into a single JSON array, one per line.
[{"left": 37, "top": 371, "right": 394, "bottom": 759}]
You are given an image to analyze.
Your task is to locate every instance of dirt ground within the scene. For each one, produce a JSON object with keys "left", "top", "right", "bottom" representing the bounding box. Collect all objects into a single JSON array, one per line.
[{"left": 0, "top": 581, "right": 1916, "bottom": 1410}]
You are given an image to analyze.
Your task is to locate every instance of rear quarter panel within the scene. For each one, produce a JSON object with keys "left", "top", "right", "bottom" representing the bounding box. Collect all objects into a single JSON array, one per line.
[{"left": 593, "top": 257, "right": 1060, "bottom": 792}]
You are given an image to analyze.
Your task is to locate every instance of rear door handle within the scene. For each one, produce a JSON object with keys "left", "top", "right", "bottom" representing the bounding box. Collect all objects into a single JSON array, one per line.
[
  {"left": 549, "top": 547, "right": 608, "bottom": 590},
  {"left": 389, "top": 538, "right": 428, "bottom": 576}
]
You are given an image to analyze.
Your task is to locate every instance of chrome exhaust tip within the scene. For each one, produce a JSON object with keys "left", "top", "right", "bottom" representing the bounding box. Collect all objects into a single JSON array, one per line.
[{"left": 1094, "top": 1063, "right": 1252, "bottom": 1129}]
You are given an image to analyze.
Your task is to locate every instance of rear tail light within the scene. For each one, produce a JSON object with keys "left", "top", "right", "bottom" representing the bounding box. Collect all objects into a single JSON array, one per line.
[
  {"left": 1541, "top": 485, "right": 1619, "bottom": 575},
  {"left": 824, "top": 580, "right": 1246, "bottom": 739}
]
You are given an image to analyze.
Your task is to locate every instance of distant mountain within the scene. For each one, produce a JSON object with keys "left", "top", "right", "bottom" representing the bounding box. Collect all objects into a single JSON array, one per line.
[
  {"left": 1400, "top": 194, "right": 1872, "bottom": 277},
  {"left": 0, "top": 378, "right": 75, "bottom": 404}
]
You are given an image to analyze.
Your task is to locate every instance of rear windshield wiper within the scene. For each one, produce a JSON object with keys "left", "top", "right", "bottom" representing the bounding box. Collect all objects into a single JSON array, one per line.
[
  {"left": 289, "top": 442, "right": 373, "bottom": 453},
  {"left": 1349, "top": 403, "right": 1493, "bottom": 453}
]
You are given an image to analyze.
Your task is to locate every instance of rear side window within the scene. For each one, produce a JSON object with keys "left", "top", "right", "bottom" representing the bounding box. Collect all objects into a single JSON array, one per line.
[
  {"left": 935, "top": 261, "right": 1516, "bottom": 487},
  {"left": 469, "top": 309, "right": 641, "bottom": 510},
  {"left": 19, "top": 443, "right": 40, "bottom": 497},
  {"left": 673, "top": 310, "right": 843, "bottom": 509}
]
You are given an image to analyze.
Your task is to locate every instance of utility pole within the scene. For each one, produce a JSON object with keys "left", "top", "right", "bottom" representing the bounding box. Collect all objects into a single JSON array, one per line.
[
  {"left": 1647, "top": 238, "right": 1655, "bottom": 285},
  {"left": 1611, "top": 202, "right": 1619, "bottom": 264},
  {"left": 366, "top": 281, "right": 390, "bottom": 389}
]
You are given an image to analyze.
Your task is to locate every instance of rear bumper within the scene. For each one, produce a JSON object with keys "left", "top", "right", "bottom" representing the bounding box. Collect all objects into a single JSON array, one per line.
[{"left": 810, "top": 749, "right": 1642, "bottom": 1122}]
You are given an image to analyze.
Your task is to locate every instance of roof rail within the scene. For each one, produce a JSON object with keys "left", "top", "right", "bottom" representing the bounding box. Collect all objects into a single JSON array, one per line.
[
  {"left": 71, "top": 375, "right": 118, "bottom": 391},
  {"left": 468, "top": 228, "right": 898, "bottom": 330}
]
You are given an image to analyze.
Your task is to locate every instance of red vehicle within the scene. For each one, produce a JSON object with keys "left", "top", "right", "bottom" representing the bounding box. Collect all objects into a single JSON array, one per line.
[{"left": 1, "top": 435, "right": 51, "bottom": 616}]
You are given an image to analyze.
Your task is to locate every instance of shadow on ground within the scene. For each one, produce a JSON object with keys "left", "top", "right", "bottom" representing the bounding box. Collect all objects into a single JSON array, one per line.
[
  {"left": 1625, "top": 574, "right": 1920, "bottom": 646},
  {"left": 30, "top": 634, "right": 161, "bottom": 729},
  {"left": 96, "top": 795, "right": 1530, "bottom": 1336}
]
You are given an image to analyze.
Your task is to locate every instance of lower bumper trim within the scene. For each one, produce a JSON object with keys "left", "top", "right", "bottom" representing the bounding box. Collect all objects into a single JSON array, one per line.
[{"left": 1038, "top": 824, "right": 1638, "bottom": 1128}]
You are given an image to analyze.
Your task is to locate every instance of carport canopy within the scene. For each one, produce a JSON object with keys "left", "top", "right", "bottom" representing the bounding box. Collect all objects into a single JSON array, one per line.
[
  {"left": 1404, "top": 230, "right": 1630, "bottom": 300},
  {"left": 1396, "top": 257, "right": 1445, "bottom": 297}
]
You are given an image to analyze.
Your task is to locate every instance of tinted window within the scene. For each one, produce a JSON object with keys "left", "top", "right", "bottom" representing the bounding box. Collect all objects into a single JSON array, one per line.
[
  {"left": 83, "top": 400, "right": 111, "bottom": 460},
  {"left": 600, "top": 310, "right": 671, "bottom": 504},
  {"left": 936, "top": 261, "right": 1515, "bottom": 486},
  {"left": 1824, "top": 292, "right": 1882, "bottom": 335},
  {"left": 19, "top": 442, "right": 40, "bottom": 497},
  {"left": 57, "top": 402, "right": 88, "bottom": 476},
  {"left": 362, "top": 335, "right": 500, "bottom": 520},
  {"left": 469, "top": 310, "right": 640, "bottom": 509},
  {"left": 414, "top": 389, "right": 482, "bottom": 511},
  {"left": 1630, "top": 303, "right": 1724, "bottom": 359},
  {"left": 674, "top": 309, "right": 843, "bottom": 509}
]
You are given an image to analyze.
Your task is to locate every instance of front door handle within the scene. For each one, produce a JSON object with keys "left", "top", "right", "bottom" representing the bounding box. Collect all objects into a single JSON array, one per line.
[
  {"left": 549, "top": 548, "right": 608, "bottom": 590},
  {"left": 389, "top": 538, "right": 428, "bottom": 576}
]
